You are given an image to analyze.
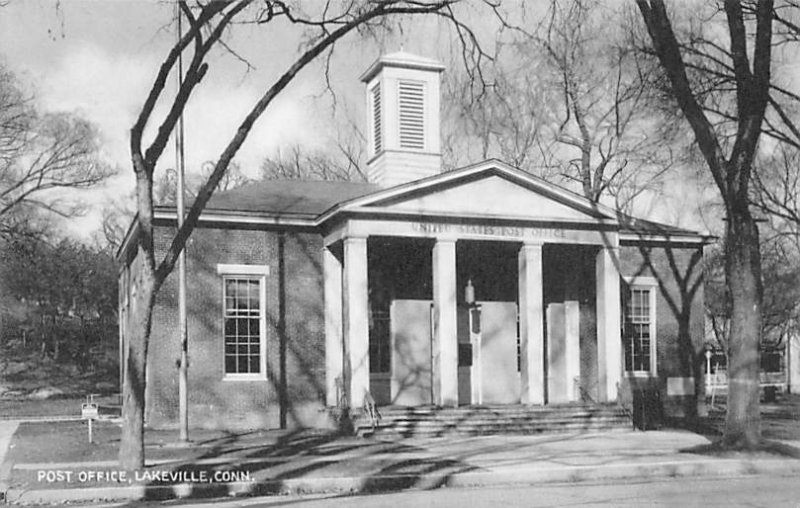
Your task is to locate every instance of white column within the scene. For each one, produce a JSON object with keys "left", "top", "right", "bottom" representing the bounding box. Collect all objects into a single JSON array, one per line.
[
  {"left": 433, "top": 238, "right": 458, "bottom": 407},
  {"left": 324, "top": 246, "right": 343, "bottom": 407},
  {"left": 789, "top": 333, "right": 800, "bottom": 394},
  {"left": 343, "top": 236, "right": 369, "bottom": 408},
  {"left": 596, "top": 246, "right": 622, "bottom": 403},
  {"left": 519, "top": 242, "right": 545, "bottom": 405}
]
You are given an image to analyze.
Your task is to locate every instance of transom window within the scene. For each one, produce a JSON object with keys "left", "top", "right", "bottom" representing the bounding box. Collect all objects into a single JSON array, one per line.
[{"left": 623, "top": 282, "right": 657, "bottom": 374}]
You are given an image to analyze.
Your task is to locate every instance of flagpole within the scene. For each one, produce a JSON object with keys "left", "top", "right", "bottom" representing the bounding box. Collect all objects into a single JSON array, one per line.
[{"left": 175, "top": 0, "right": 189, "bottom": 444}]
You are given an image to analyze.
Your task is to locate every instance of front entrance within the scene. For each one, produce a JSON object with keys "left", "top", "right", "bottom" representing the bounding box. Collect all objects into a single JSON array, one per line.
[
  {"left": 387, "top": 300, "right": 521, "bottom": 406},
  {"left": 457, "top": 302, "right": 520, "bottom": 405},
  {"left": 364, "top": 237, "right": 598, "bottom": 407}
]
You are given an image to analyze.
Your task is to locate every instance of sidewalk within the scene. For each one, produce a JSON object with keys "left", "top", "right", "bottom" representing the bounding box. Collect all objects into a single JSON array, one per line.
[{"left": 2, "top": 420, "right": 800, "bottom": 505}]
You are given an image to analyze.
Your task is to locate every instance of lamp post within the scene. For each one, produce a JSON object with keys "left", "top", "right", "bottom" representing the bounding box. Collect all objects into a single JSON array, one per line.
[
  {"left": 465, "top": 279, "right": 481, "bottom": 405},
  {"left": 704, "top": 344, "right": 713, "bottom": 398}
]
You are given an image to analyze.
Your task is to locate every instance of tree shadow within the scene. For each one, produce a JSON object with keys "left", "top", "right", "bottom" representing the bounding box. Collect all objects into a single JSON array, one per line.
[
  {"left": 120, "top": 428, "right": 483, "bottom": 503},
  {"left": 681, "top": 439, "right": 800, "bottom": 458}
]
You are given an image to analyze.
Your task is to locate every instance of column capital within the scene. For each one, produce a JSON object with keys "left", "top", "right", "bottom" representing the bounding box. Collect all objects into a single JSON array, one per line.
[
  {"left": 598, "top": 233, "right": 620, "bottom": 249},
  {"left": 434, "top": 235, "right": 458, "bottom": 245},
  {"left": 520, "top": 240, "right": 544, "bottom": 249},
  {"left": 343, "top": 235, "right": 368, "bottom": 244}
]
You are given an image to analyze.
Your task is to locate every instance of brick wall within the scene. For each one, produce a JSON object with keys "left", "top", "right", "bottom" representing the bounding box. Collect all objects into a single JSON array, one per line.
[
  {"left": 144, "top": 224, "right": 326, "bottom": 430},
  {"left": 619, "top": 241, "right": 706, "bottom": 418},
  {"left": 122, "top": 222, "right": 706, "bottom": 428}
]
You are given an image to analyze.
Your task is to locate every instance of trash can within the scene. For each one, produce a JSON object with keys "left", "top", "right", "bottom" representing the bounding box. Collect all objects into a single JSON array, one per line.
[{"left": 632, "top": 388, "right": 662, "bottom": 430}]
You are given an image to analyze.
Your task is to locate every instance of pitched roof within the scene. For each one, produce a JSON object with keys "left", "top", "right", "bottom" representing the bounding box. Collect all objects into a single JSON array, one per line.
[
  {"left": 616, "top": 212, "right": 703, "bottom": 238},
  {"left": 148, "top": 164, "right": 709, "bottom": 243},
  {"left": 166, "top": 179, "right": 381, "bottom": 218}
]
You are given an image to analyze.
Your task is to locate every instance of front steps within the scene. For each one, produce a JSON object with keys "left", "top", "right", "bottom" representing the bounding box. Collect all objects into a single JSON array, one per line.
[{"left": 355, "top": 404, "right": 632, "bottom": 438}]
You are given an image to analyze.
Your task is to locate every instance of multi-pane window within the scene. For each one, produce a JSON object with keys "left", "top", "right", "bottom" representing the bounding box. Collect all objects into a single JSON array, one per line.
[
  {"left": 223, "top": 277, "right": 264, "bottom": 376},
  {"left": 624, "top": 287, "right": 654, "bottom": 373}
]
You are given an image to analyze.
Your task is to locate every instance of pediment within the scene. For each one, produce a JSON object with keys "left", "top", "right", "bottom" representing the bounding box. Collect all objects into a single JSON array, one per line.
[{"left": 359, "top": 169, "right": 610, "bottom": 223}]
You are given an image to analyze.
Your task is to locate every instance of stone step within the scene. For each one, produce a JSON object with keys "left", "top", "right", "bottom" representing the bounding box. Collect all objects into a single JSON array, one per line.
[
  {"left": 354, "top": 405, "right": 632, "bottom": 438},
  {"left": 374, "top": 410, "right": 627, "bottom": 420},
  {"left": 367, "top": 416, "right": 629, "bottom": 426},
  {"left": 374, "top": 413, "right": 626, "bottom": 422},
  {"left": 364, "top": 419, "right": 629, "bottom": 430},
  {"left": 358, "top": 421, "right": 631, "bottom": 438},
  {"left": 368, "top": 420, "right": 630, "bottom": 430},
  {"left": 376, "top": 404, "right": 619, "bottom": 413}
]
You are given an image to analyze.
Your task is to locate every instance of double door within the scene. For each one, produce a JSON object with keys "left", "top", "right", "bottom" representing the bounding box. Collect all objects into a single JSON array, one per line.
[{"left": 389, "top": 299, "right": 520, "bottom": 406}]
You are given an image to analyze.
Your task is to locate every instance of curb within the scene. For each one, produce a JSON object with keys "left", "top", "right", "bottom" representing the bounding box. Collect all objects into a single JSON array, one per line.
[{"left": 6, "top": 457, "right": 800, "bottom": 505}]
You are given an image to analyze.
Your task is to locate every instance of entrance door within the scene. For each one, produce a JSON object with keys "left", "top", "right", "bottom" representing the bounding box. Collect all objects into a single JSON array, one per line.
[
  {"left": 389, "top": 299, "right": 521, "bottom": 406},
  {"left": 478, "top": 302, "right": 521, "bottom": 404},
  {"left": 390, "top": 299, "right": 433, "bottom": 405}
]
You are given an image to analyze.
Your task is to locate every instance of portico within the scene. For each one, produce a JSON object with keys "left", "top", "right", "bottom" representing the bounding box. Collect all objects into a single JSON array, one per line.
[{"left": 322, "top": 162, "right": 624, "bottom": 409}]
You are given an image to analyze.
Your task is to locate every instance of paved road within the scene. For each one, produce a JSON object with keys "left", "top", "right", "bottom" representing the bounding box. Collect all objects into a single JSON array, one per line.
[{"left": 110, "top": 475, "right": 800, "bottom": 508}]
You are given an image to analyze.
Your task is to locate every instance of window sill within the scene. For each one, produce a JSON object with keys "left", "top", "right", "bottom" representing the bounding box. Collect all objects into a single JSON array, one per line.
[
  {"left": 222, "top": 374, "right": 267, "bottom": 382},
  {"left": 624, "top": 371, "right": 657, "bottom": 378}
]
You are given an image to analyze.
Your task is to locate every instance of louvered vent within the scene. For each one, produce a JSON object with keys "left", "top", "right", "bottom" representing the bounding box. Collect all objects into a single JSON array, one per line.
[
  {"left": 371, "top": 84, "right": 382, "bottom": 154},
  {"left": 398, "top": 80, "right": 425, "bottom": 150}
]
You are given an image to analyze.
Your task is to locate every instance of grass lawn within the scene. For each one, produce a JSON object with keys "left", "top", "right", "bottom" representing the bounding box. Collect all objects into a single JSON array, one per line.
[
  {"left": 1, "top": 420, "right": 295, "bottom": 490},
  {"left": 701, "top": 393, "right": 800, "bottom": 441},
  {"left": 1, "top": 420, "right": 378, "bottom": 494},
  {"left": 0, "top": 395, "right": 120, "bottom": 420}
]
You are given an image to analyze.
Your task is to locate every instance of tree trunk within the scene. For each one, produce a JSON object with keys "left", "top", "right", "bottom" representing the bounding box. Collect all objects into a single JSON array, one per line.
[
  {"left": 723, "top": 198, "right": 763, "bottom": 447},
  {"left": 119, "top": 262, "right": 157, "bottom": 470},
  {"left": 52, "top": 315, "right": 59, "bottom": 360}
]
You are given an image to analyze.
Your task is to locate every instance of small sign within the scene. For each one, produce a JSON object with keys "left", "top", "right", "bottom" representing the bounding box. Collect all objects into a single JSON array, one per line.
[
  {"left": 666, "top": 377, "right": 695, "bottom": 396},
  {"left": 81, "top": 403, "right": 99, "bottom": 420}
]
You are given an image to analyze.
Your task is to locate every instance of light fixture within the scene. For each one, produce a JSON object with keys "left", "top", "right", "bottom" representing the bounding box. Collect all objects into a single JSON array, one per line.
[{"left": 465, "top": 279, "right": 475, "bottom": 305}]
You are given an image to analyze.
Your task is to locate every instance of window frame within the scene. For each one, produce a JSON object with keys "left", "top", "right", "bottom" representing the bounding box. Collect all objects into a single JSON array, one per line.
[
  {"left": 622, "top": 276, "right": 658, "bottom": 376},
  {"left": 217, "top": 264, "right": 269, "bottom": 381}
]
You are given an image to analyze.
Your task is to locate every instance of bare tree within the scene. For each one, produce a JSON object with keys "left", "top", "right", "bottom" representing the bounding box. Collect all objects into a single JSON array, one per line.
[
  {"left": 153, "top": 160, "right": 250, "bottom": 206},
  {"left": 199, "top": 159, "right": 250, "bottom": 190},
  {"left": 97, "top": 198, "right": 135, "bottom": 254},
  {"left": 0, "top": 64, "right": 113, "bottom": 237},
  {"left": 444, "top": 0, "right": 679, "bottom": 212},
  {"left": 260, "top": 143, "right": 366, "bottom": 181},
  {"left": 122, "top": 0, "right": 482, "bottom": 470},
  {"left": 636, "top": 0, "right": 773, "bottom": 449},
  {"left": 753, "top": 146, "right": 800, "bottom": 249}
]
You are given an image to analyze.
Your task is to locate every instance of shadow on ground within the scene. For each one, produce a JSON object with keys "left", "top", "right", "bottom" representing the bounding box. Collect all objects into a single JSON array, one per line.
[{"left": 124, "top": 429, "right": 482, "bottom": 503}]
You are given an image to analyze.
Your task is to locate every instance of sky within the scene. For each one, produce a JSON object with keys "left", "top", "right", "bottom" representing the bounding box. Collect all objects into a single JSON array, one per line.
[
  {"left": 0, "top": 0, "right": 458, "bottom": 240},
  {"left": 0, "top": 0, "right": 720, "bottom": 242}
]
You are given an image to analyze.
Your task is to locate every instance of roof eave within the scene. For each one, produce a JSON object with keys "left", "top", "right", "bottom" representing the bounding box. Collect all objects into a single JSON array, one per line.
[
  {"left": 116, "top": 213, "right": 140, "bottom": 265},
  {"left": 152, "top": 208, "right": 319, "bottom": 227},
  {"left": 619, "top": 231, "right": 716, "bottom": 244}
]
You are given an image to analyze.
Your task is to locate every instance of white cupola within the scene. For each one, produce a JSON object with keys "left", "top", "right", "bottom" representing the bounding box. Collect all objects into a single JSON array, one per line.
[{"left": 360, "top": 51, "right": 445, "bottom": 188}]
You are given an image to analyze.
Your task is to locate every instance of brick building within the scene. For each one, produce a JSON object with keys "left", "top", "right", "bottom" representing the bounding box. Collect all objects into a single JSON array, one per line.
[{"left": 117, "top": 52, "right": 710, "bottom": 430}]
